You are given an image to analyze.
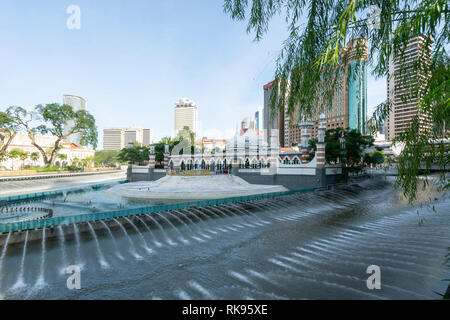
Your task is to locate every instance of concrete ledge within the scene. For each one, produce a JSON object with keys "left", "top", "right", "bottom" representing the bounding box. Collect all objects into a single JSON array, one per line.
[{"left": 0, "top": 170, "right": 123, "bottom": 182}]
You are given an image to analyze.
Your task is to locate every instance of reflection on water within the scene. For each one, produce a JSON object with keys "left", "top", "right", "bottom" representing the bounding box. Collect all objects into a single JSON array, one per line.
[{"left": 0, "top": 176, "right": 448, "bottom": 300}]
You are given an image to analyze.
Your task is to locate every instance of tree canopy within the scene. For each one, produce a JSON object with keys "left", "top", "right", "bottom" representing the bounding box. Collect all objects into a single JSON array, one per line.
[
  {"left": 6, "top": 104, "right": 98, "bottom": 166},
  {"left": 309, "top": 127, "right": 374, "bottom": 170},
  {"left": 117, "top": 143, "right": 150, "bottom": 165},
  {"left": 224, "top": 0, "right": 449, "bottom": 202}
]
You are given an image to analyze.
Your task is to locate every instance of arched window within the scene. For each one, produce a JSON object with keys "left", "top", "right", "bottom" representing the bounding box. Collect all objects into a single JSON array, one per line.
[
  {"left": 293, "top": 157, "right": 300, "bottom": 164},
  {"left": 283, "top": 157, "right": 290, "bottom": 164}
]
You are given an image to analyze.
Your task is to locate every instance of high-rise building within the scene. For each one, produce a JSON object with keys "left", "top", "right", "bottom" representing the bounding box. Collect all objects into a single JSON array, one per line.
[
  {"left": 255, "top": 107, "right": 263, "bottom": 131},
  {"left": 124, "top": 126, "right": 143, "bottom": 146},
  {"left": 103, "top": 128, "right": 125, "bottom": 151},
  {"left": 284, "top": 38, "right": 368, "bottom": 145},
  {"left": 103, "top": 126, "right": 152, "bottom": 150},
  {"left": 385, "top": 33, "right": 432, "bottom": 141},
  {"left": 142, "top": 128, "right": 153, "bottom": 146},
  {"left": 263, "top": 81, "right": 289, "bottom": 147},
  {"left": 63, "top": 94, "right": 87, "bottom": 145},
  {"left": 174, "top": 98, "right": 198, "bottom": 137}
]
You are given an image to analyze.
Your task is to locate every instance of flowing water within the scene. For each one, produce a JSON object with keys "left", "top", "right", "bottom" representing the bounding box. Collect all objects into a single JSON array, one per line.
[{"left": 0, "top": 176, "right": 448, "bottom": 299}]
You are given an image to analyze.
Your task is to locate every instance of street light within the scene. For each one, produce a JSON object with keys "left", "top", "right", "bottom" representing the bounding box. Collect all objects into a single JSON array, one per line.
[{"left": 339, "top": 131, "right": 346, "bottom": 166}]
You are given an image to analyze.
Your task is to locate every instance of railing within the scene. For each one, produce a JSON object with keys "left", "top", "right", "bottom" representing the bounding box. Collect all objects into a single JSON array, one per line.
[{"left": 0, "top": 187, "right": 317, "bottom": 233}]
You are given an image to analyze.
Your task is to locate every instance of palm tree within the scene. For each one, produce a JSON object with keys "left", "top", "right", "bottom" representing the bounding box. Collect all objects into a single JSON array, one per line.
[
  {"left": 8, "top": 149, "right": 21, "bottom": 171},
  {"left": 30, "top": 152, "right": 40, "bottom": 167},
  {"left": 19, "top": 151, "right": 28, "bottom": 170},
  {"left": 72, "top": 157, "right": 80, "bottom": 167},
  {"left": 57, "top": 153, "right": 68, "bottom": 168}
]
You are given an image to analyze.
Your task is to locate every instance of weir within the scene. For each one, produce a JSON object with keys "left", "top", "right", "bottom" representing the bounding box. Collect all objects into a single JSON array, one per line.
[{"left": 0, "top": 187, "right": 318, "bottom": 246}]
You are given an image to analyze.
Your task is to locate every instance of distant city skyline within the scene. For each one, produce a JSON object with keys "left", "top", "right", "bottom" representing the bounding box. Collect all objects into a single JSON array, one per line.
[{"left": 0, "top": 1, "right": 386, "bottom": 148}]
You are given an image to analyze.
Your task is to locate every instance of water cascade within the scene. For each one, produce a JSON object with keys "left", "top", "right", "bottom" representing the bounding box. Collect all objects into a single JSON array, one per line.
[
  {"left": 144, "top": 213, "right": 177, "bottom": 246},
  {"left": 87, "top": 222, "right": 109, "bottom": 269},
  {"left": 123, "top": 217, "right": 153, "bottom": 254},
  {"left": 100, "top": 220, "right": 124, "bottom": 260},
  {"left": 135, "top": 215, "right": 163, "bottom": 248},
  {"left": 113, "top": 218, "right": 142, "bottom": 260},
  {"left": 72, "top": 223, "right": 85, "bottom": 268},
  {"left": 34, "top": 228, "right": 47, "bottom": 289},
  {"left": 154, "top": 212, "right": 190, "bottom": 244},
  {"left": 57, "top": 226, "right": 68, "bottom": 275},
  {"left": 11, "top": 231, "right": 29, "bottom": 290}
]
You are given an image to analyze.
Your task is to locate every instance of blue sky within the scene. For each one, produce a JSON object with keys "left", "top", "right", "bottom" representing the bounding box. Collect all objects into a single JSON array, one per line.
[{"left": 0, "top": 0, "right": 386, "bottom": 147}]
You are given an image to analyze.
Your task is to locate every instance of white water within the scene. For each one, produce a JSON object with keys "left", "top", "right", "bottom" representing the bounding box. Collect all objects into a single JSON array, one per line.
[
  {"left": 135, "top": 215, "right": 163, "bottom": 248},
  {"left": 113, "top": 218, "right": 142, "bottom": 260},
  {"left": 100, "top": 220, "right": 124, "bottom": 260},
  {"left": 87, "top": 222, "right": 109, "bottom": 269},
  {"left": 0, "top": 232, "right": 11, "bottom": 296},
  {"left": 154, "top": 212, "right": 189, "bottom": 244},
  {"left": 58, "top": 226, "right": 68, "bottom": 275},
  {"left": 11, "top": 231, "right": 29, "bottom": 291},
  {"left": 145, "top": 214, "right": 177, "bottom": 246},
  {"left": 34, "top": 228, "right": 47, "bottom": 289},
  {"left": 72, "top": 223, "right": 85, "bottom": 268},
  {"left": 123, "top": 217, "right": 153, "bottom": 254}
]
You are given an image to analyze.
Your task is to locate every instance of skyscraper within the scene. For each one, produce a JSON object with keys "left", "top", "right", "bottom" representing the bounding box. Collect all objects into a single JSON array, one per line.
[
  {"left": 284, "top": 38, "right": 368, "bottom": 145},
  {"left": 385, "top": 33, "right": 432, "bottom": 141},
  {"left": 103, "top": 128, "right": 125, "bottom": 151},
  {"left": 255, "top": 107, "right": 263, "bottom": 131},
  {"left": 174, "top": 98, "right": 198, "bottom": 137},
  {"left": 103, "top": 126, "right": 152, "bottom": 151},
  {"left": 63, "top": 94, "right": 87, "bottom": 145},
  {"left": 124, "top": 126, "right": 143, "bottom": 146},
  {"left": 142, "top": 128, "right": 153, "bottom": 146},
  {"left": 263, "top": 81, "right": 289, "bottom": 147}
]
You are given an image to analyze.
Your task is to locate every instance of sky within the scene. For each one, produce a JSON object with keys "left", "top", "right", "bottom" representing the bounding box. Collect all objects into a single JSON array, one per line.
[{"left": 0, "top": 0, "right": 386, "bottom": 148}]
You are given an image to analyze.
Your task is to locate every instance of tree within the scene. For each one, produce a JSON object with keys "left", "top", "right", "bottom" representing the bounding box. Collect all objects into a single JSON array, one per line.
[
  {"left": 8, "top": 149, "right": 22, "bottom": 171},
  {"left": 8, "top": 104, "right": 97, "bottom": 167},
  {"left": 364, "top": 150, "right": 386, "bottom": 167},
  {"left": 57, "top": 153, "right": 68, "bottom": 167},
  {"left": 72, "top": 157, "right": 80, "bottom": 167},
  {"left": 309, "top": 128, "right": 374, "bottom": 171},
  {"left": 154, "top": 136, "right": 183, "bottom": 166},
  {"left": 117, "top": 144, "right": 150, "bottom": 165},
  {"left": 19, "top": 151, "right": 29, "bottom": 170},
  {"left": 224, "top": 0, "right": 449, "bottom": 202},
  {"left": 0, "top": 110, "right": 18, "bottom": 160},
  {"left": 30, "top": 152, "right": 40, "bottom": 167},
  {"left": 94, "top": 150, "right": 122, "bottom": 167}
]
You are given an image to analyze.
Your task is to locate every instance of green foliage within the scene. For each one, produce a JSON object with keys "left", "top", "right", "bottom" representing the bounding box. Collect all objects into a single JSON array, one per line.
[
  {"left": 94, "top": 150, "right": 122, "bottom": 167},
  {"left": 5, "top": 104, "right": 98, "bottom": 166},
  {"left": 154, "top": 137, "right": 182, "bottom": 165},
  {"left": 118, "top": 144, "right": 150, "bottom": 165},
  {"left": 0, "top": 109, "right": 18, "bottom": 159},
  {"left": 224, "top": 0, "right": 449, "bottom": 202},
  {"left": 364, "top": 150, "right": 386, "bottom": 166},
  {"left": 310, "top": 128, "right": 374, "bottom": 170},
  {"left": 30, "top": 152, "right": 40, "bottom": 162}
]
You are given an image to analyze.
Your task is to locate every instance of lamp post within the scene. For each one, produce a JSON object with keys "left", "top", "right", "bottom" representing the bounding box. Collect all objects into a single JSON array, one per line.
[{"left": 339, "top": 131, "right": 346, "bottom": 166}]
